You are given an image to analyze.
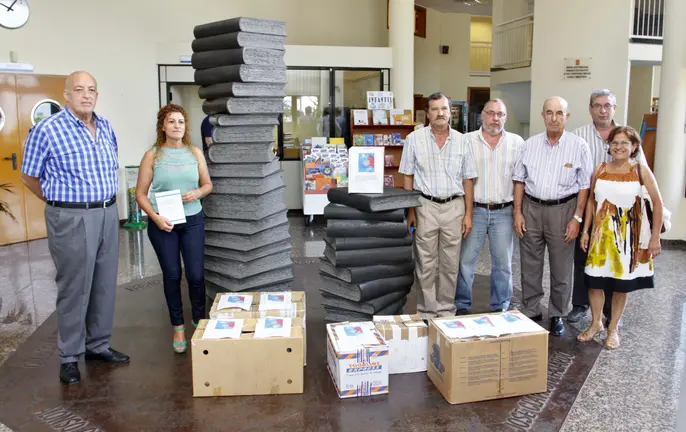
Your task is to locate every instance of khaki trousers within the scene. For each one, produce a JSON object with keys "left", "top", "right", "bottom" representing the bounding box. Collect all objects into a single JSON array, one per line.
[
  {"left": 414, "top": 196, "right": 465, "bottom": 319},
  {"left": 519, "top": 196, "right": 576, "bottom": 318}
]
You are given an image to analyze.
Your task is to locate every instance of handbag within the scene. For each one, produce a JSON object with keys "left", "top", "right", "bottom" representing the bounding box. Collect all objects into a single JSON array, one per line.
[{"left": 636, "top": 164, "right": 666, "bottom": 234}]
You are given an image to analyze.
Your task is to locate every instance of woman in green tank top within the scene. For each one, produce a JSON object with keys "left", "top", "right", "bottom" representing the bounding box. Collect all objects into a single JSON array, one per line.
[{"left": 136, "top": 104, "right": 213, "bottom": 353}]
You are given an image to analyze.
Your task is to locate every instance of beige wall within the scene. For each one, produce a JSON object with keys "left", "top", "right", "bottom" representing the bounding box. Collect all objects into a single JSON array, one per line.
[
  {"left": 0, "top": 0, "right": 388, "bottom": 219},
  {"left": 627, "top": 65, "right": 654, "bottom": 131},
  {"left": 414, "top": 9, "right": 490, "bottom": 102},
  {"left": 470, "top": 17, "right": 493, "bottom": 42}
]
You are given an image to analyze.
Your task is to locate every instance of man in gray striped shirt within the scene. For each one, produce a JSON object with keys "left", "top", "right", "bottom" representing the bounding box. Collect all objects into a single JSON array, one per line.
[
  {"left": 512, "top": 96, "right": 593, "bottom": 337},
  {"left": 400, "top": 92, "right": 477, "bottom": 319},
  {"left": 568, "top": 89, "right": 644, "bottom": 325}
]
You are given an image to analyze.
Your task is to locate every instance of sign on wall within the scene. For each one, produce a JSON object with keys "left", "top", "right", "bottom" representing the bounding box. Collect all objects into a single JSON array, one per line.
[
  {"left": 563, "top": 58, "right": 592, "bottom": 80},
  {"left": 367, "top": 91, "right": 394, "bottom": 110}
]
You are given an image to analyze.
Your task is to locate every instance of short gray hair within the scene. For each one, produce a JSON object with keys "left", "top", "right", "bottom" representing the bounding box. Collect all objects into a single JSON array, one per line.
[
  {"left": 483, "top": 98, "right": 506, "bottom": 112},
  {"left": 590, "top": 89, "right": 617, "bottom": 106},
  {"left": 425, "top": 92, "right": 450, "bottom": 111}
]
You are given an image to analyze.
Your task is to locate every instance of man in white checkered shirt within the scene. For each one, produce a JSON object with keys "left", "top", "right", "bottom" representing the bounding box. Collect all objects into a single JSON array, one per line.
[
  {"left": 399, "top": 92, "right": 477, "bottom": 319},
  {"left": 568, "top": 89, "right": 645, "bottom": 326}
]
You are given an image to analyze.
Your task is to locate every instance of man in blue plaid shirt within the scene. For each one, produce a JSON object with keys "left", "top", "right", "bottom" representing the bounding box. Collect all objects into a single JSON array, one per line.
[{"left": 21, "top": 71, "right": 129, "bottom": 385}]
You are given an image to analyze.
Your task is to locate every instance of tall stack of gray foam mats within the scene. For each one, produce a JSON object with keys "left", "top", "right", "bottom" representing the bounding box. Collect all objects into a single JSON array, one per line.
[
  {"left": 191, "top": 18, "right": 293, "bottom": 297},
  {"left": 319, "top": 187, "right": 423, "bottom": 321}
]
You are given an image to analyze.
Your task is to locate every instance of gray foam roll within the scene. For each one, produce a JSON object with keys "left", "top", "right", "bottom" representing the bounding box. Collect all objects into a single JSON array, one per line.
[
  {"left": 207, "top": 158, "right": 280, "bottom": 178},
  {"left": 324, "top": 235, "right": 413, "bottom": 251},
  {"left": 207, "top": 142, "right": 275, "bottom": 163},
  {"left": 323, "top": 244, "right": 413, "bottom": 267},
  {"left": 205, "top": 239, "right": 292, "bottom": 263},
  {"left": 205, "top": 222, "right": 291, "bottom": 252},
  {"left": 323, "top": 203, "right": 405, "bottom": 222},
  {"left": 318, "top": 273, "right": 414, "bottom": 302},
  {"left": 212, "top": 125, "right": 275, "bottom": 143},
  {"left": 327, "top": 187, "right": 423, "bottom": 212},
  {"left": 211, "top": 170, "right": 284, "bottom": 195},
  {"left": 200, "top": 83, "right": 286, "bottom": 100},
  {"left": 203, "top": 97, "right": 284, "bottom": 115},
  {"left": 326, "top": 219, "right": 408, "bottom": 239},
  {"left": 205, "top": 210, "right": 288, "bottom": 235},
  {"left": 203, "top": 188, "right": 286, "bottom": 221},
  {"left": 194, "top": 65, "right": 287, "bottom": 86},
  {"left": 205, "top": 266, "right": 294, "bottom": 292},
  {"left": 204, "top": 250, "right": 292, "bottom": 280},
  {"left": 193, "top": 17, "right": 287, "bottom": 39},
  {"left": 318, "top": 256, "right": 414, "bottom": 284},
  {"left": 320, "top": 288, "right": 410, "bottom": 315},
  {"left": 323, "top": 297, "right": 407, "bottom": 322},
  {"left": 191, "top": 48, "right": 285, "bottom": 69},
  {"left": 192, "top": 32, "right": 285, "bottom": 53},
  {"left": 209, "top": 114, "right": 279, "bottom": 127}
]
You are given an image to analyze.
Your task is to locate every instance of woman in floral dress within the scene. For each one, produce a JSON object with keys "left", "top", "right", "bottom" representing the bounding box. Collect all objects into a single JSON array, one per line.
[{"left": 578, "top": 126, "right": 663, "bottom": 349}]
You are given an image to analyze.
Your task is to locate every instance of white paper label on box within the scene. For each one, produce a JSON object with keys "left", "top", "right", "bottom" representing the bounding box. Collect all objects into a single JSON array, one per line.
[
  {"left": 202, "top": 319, "right": 244, "bottom": 339},
  {"left": 258, "top": 292, "right": 293, "bottom": 310},
  {"left": 258, "top": 303, "right": 297, "bottom": 318},
  {"left": 217, "top": 294, "right": 253, "bottom": 311},
  {"left": 400, "top": 315, "right": 412, "bottom": 322},
  {"left": 372, "top": 316, "right": 395, "bottom": 322},
  {"left": 437, "top": 318, "right": 477, "bottom": 339},
  {"left": 494, "top": 312, "right": 544, "bottom": 335},
  {"left": 405, "top": 321, "right": 427, "bottom": 327},
  {"left": 334, "top": 324, "right": 383, "bottom": 351},
  {"left": 254, "top": 317, "right": 292, "bottom": 338}
]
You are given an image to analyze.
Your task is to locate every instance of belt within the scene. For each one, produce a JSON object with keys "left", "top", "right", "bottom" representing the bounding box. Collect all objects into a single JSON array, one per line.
[
  {"left": 420, "top": 193, "right": 463, "bottom": 204},
  {"left": 525, "top": 193, "right": 576, "bottom": 206},
  {"left": 47, "top": 196, "right": 117, "bottom": 209},
  {"left": 475, "top": 201, "right": 513, "bottom": 210}
]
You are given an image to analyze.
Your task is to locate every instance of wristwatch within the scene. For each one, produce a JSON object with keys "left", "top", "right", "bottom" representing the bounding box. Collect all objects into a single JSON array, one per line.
[{"left": 573, "top": 215, "right": 583, "bottom": 223}]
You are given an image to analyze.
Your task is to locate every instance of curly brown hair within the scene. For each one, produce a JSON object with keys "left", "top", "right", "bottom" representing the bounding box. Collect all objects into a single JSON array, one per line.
[
  {"left": 153, "top": 104, "right": 196, "bottom": 160},
  {"left": 607, "top": 125, "right": 642, "bottom": 159}
]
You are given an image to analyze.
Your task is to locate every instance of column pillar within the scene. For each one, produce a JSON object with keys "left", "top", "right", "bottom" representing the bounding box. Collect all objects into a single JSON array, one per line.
[
  {"left": 653, "top": 0, "right": 686, "bottom": 239},
  {"left": 389, "top": 0, "right": 414, "bottom": 111}
]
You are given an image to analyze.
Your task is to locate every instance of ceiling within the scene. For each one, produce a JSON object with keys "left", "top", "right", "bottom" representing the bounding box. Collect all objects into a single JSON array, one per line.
[{"left": 416, "top": 0, "right": 492, "bottom": 15}]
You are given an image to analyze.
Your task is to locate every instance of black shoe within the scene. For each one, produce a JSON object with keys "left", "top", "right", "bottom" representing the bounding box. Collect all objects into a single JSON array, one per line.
[
  {"left": 492, "top": 308, "right": 503, "bottom": 313},
  {"left": 528, "top": 314, "right": 543, "bottom": 322},
  {"left": 567, "top": 305, "right": 589, "bottom": 323},
  {"left": 550, "top": 317, "right": 565, "bottom": 336},
  {"left": 85, "top": 348, "right": 130, "bottom": 364},
  {"left": 455, "top": 308, "right": 469, "bottom": 316},
  {"left": 60, "top": 362, "right": 80, "bottom": 385}
]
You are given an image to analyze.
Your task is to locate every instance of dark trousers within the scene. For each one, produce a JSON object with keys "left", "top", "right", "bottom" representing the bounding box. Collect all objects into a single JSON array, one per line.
[
  {"left": 573, "top": 231, "right": 613, "bottom": 315},
  {"left": 148, "top": 212, "right": 206, "bottom": 326}
]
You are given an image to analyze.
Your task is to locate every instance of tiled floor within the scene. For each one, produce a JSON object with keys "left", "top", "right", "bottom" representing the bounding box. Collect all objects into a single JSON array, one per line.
[{"left": 0, "top": 214, "right": 684, "bottom": 431}]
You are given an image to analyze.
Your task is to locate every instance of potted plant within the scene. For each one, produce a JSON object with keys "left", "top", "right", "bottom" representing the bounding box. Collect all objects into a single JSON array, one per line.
[{"left": 0, "top": 183, "right": 17, "bottom": 222}]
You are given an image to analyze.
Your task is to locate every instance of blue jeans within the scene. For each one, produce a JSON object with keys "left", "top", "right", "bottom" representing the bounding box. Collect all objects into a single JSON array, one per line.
[
  {"left": 147, "top": 211, "right": 206, "bottom": 326},
  {"left": 455, "top": 205, "right": 514, "bottom": 311}
]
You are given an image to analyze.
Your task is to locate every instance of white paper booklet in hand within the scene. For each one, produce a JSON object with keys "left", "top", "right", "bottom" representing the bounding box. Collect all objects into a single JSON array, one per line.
[
  {"left": 154, "top": 189, "right": 186, "bottom": 225},
  {"left": 258, "top": 292, "right": 293, "bottom": 311},
  {"left": 254, "top": 317, "right": 292, "bottom": 338},
  {"left": 202, "top": 319, "right": 244, "bottom": 340},
  {"left": 217, "top": 294, "right": 253, "bottom": 311}
]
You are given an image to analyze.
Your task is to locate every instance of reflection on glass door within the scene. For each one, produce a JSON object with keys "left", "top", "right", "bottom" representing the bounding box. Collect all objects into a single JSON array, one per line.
[
  {"left": 333, "top": 69, "right": 388, "bottom": 147},
  {"left": 282, "top": 69, "right": 329, "bottom": 160}
]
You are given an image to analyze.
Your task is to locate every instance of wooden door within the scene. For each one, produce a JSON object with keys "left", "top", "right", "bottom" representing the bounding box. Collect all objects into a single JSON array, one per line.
[
  {"left": 16, "top": 74, "right": 66, "bottom": 241},
  {"left": 0, "top": 74, "right": 28, "bottom": 245}
]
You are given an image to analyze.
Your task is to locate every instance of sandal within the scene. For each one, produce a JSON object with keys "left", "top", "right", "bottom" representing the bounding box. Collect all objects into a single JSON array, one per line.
[
  {"left": 605, "top": 329, "right": 620, "bottom": 350},
  {"left": 577, "top": 323, "right": 604, "bottom": 343},
  {"left": 172, "top": 325, "right": 187, "bottom": 354}
]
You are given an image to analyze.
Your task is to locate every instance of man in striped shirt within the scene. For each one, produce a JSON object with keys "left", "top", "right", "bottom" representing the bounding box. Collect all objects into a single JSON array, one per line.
[
  {"left": 455, "top": 99, "right": 524, "bottom": 315},
  {"left": 512, "top": 96, "right": 593, "bottom": 336},
  {"left": 20, "top": 71, "right": 129, "bottom": 385},
  {"left": 568, "top": 89, "right": 644, "bottom": 325},
  {"left": 399, "top": 92, "right": 477, "bottom": 319}
]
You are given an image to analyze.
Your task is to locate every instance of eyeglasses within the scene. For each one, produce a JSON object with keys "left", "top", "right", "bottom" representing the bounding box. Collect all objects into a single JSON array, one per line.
[
  {"left": 609, "top": 140, "right": 632, "bottom": 147},
  {"left": 483, "top": 110, "right": 506, "bottom": 119},
  {"left": 592, "top": 103, "right": 615, "bottom": 110}
]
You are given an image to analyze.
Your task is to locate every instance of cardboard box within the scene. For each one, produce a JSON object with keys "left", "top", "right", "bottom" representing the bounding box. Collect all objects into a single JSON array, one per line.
[
  {"left": 209, "top": 292, "right": 306, "bottom": 320},
  {"left": 191, "top": 318, "right": 304, "bottom": 397},
  {"left": 326, "top": 321, "right": 389, "bottom": 398},
  {"left": 427, "top": 311, "right": 548, "bottom": 405},
  {"left": 209, "top": 291, "right": 308, "bottom": 366},
  {"left": 373, "top": 314, "right": 428, "bottom": 374}
]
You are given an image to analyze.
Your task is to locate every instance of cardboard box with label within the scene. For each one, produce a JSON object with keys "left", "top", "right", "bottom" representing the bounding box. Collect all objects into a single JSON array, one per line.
[
  {"left": 373, "top": 314, "right": 428, "bottom": 374},
  {"left": 192, "top": 317, "right": 304, "bottom": 397},
  {"left": 209, "top": 291, "right": 307, "bottom": 365},
  {"left": 427, "top": 311, "right": 548, "bottom": 405},
  {"left": 326, "top": 321, "right": 389, "bottom": 399}
]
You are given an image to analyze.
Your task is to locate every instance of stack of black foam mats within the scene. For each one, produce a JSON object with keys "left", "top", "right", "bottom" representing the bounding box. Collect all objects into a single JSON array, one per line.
[
  {"left": 319, "top": 187, "right": 423, "bottom": 321},
  {"left": 191, "top": 17, "right": 293, "bottom": 297}
]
